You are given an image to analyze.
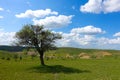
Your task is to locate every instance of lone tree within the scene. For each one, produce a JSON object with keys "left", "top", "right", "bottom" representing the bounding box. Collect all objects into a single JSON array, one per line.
[{"left": 15, "top": 24, "right": 61, "bottom": 65}]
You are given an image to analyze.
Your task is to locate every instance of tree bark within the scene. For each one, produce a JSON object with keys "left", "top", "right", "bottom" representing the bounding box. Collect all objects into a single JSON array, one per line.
[
  {"left": 39, "top": 51, "right": 45, "bottom": 66},
  {"left": 34, "top": 38, "right": 45, "bottom": 66},
  {"left": 35, "top": 46, "right": 45, "bottom": 66}
]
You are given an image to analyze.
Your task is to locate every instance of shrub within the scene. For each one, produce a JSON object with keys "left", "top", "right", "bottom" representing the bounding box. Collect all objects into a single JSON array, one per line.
[
  {"left": 6, "top": 57, "right": 10, "bottom": 60},
  {"left": 31, "top": 54, "right": 37, "bottom": 60},
  {"left": 19, "top": 56, "right": 22, "bottom": 60},
  {"left": 13, "top": 54, "right": 18, "bottom": 61}
]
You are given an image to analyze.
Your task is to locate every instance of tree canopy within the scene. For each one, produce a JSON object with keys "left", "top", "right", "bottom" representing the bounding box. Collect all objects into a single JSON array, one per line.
[{"left": 15, "top": 24, "right": 62, "bottom": 65}]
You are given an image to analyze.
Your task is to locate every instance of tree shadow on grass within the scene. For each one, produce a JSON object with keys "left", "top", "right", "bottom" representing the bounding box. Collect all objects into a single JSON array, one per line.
[{"left": 27, "top": 65, "right": 91, "bottom": 74}]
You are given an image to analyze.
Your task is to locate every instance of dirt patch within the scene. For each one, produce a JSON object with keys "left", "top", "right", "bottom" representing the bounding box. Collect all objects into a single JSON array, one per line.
[
  {"left": 80, "top": 55, "right": 91, "bottom": 59},
  {"left": 78, "top": 53, "right": 91, "bottom": 59},
  {"left": 94, "top": 51, "right": 112, "bottom": 58},
  {"left": 65, "top": 54, "right": 74, "bottom": 59},
  {"left": 27, "top": 51, "right": 37, "bottom": 55}
]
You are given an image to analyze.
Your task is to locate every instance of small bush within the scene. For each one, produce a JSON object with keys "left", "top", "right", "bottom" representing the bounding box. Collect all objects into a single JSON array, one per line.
[
  {"left": 31, "top": 54, "right": 36, "bottom": 60},
  {"left": 19, "top": 56, "right": 22, "bottom": 60},
  {"left": 6, "top": 57, "right": 10, "bottom": 60},
  {"left": 13, "top": 54, "right": 19, "bottom": 61}
]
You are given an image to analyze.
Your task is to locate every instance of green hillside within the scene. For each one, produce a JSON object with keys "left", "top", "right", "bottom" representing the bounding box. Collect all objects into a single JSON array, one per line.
[
  {"left": 0, "top": 45, "right": 25, "bottom": 52},
  {"left": 0, "top": 47, "right": 120, "bottom": 80},
  {"left": 0, "top": 47, "right": 120, "bottom": 59},
  {"left": 44, "top": 47, "right": 120, "bottom": 59},
  {"left": 52, "top": 47, "right": 120, "bottom": 54}
]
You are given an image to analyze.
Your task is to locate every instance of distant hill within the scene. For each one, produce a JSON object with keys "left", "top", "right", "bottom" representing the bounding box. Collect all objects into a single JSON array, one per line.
[
  {"left": 56, "top": 47, "right": 120, "bottom": 54},
  {"left": 45, "top": 47, "right": 120, "bottom": 59},
  {"left": 0, "top": 46, "right": 120, "bottom": 55},
  {"left": 0, "top": 45, "right": 25, "bottom": 52}
]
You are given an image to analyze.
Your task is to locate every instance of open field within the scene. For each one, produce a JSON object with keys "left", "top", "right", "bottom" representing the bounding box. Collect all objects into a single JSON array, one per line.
[{"left": 0, "top": 48, "right": 120, "bottom": 80}]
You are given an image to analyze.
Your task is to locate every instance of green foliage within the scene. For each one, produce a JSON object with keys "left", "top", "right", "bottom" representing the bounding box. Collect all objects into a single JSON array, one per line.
[
  {"left": 15, "top": 24, "right": 62, "bottom": 65},
  {"left": 15, "top": 24, "right": 62, "bottom": 52}
]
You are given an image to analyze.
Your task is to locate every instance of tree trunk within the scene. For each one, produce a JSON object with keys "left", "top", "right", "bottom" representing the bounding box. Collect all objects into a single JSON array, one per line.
[
  {"left": 39, "top": 51, "right": 45, "bottom": 66},
  {"left": 34, "top": 39, "right": 45, "bottom": 66}
]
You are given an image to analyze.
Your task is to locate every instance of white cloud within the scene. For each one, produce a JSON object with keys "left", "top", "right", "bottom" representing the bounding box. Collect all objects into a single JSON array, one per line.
[
  {"left": 0, "top": 7, "right": 4, "bottom": 11},
  {"left": 15, "top": 9, "right": 58, "bottom": 18},
  {"left": 114, "top": 32, "right": 120, "bottom": 37},
  {"left": 97, "top": 37, "right": 109, "bottom": 45},
  {"left": 103, "top": 0, "right": 120, "bottom": 13},
  {"left": 0, "top": 26, "right": 120, "bottom": 49},
  {"left": 108, "top": 38, "right": 120, "bottom": 44},
  {"left": 0, "top": 28, "right": 16, "bottom": 45},
  {"left": 55, "top": 26, "right": 120, "bottom": 50},
  {"left": 56, "top": 32, "right": 97, "bottom": 47},
  {"left": 16, "top": 9, "right": 73, "bottom": 28},
  {"left": 0, "top": 16, "right": 4, "bottom": 19},
  {"left": 80, "top": 0, "right": 102, "bottom": 13},
  {"left": 33, "top": 15, "right": 73, "bottom": 28},
  {"left": 56, "top": 25, "right": 103, "bottom": 47},
  {"left": 80, "top": 0, "right": 120, "bottom": 13},
  {"left": 71, "top": 25, "right": 105, "bottom": 35}
]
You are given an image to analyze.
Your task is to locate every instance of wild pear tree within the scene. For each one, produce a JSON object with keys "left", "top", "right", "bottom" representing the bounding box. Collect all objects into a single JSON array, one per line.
[{"left": 15, "top": 24, "right": 61, "bottom": 65}]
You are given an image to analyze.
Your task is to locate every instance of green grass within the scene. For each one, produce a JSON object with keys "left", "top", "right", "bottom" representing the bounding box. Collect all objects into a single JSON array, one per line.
[
  {"left": 46, "top": 47, "right": 120, "bottom": 55},
  {"left": 0, "top": 48, "right": 120, "bottom": 80},
  {"left": 0, "top": 57, "right": 120, "bottom": 80}
]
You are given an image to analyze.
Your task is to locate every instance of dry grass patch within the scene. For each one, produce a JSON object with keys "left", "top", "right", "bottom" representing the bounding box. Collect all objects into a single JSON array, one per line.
[{"left": 78, "top": 53, "right": 91, "bottom": 59}]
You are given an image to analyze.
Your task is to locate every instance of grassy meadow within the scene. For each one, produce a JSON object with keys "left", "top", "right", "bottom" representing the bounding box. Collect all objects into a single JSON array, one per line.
[{"left": 0, "top": 47, "right": 120, "bottom": 80}]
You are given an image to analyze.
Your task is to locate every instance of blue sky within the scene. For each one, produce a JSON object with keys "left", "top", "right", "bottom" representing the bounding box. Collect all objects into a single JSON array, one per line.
[{"left": 0, "top": 0, "right": 120, "bottom": 50}]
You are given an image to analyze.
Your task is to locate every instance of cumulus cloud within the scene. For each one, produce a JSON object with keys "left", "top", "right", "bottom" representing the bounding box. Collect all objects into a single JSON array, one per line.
[
  {"left": 0, "top": 28, "right": 16, "bottom": 45},
  {"left": 33, "top": 15, "right": 73, "bottom": 28},
  {"left": 55, "top": 25, "right": 120, "bottom": 50},
  {"left": 108, "top": 37, "right": 120, "bottom": 44},
  {"left": 103, "top": 0, "right": 120, "bottom": 13},
  {"left": 56, "top": 32, "right": 97, "bottom": 47},
  {"left": 56, "top": 25, "right": 104, "bottom": 47},
  {"left": 0, "top": 25, "right": 120, "bottom": 49},
  {"left": 80, "top": 0, "right": 120, "bottom": 13},
  {"left": 114, "top": 32, "right": 120, "bottom": 37},
  {"left": 16, "top": 9, "right": 73, "bottom": 28},
  {"left": 80, "top": 0, "right": 102, "bottom": 14},
  {"left": 71, "top": 25, "right": 105, "bottom": 35},
  {"left": 15, "top": 9, "right": 58, "bottom": 18}
]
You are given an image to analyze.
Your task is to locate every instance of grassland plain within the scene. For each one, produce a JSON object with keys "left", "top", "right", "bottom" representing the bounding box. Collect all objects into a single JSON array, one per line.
[{"left": 0, "top": 48, "right": 120, "bottom": 80}]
